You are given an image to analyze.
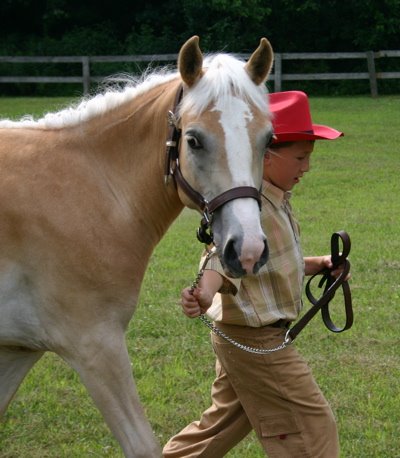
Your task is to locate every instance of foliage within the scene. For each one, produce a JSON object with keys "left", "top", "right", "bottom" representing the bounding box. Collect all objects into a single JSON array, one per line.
[
  {"left": 1, "top": 0, "right": 399, "bottom": 55},
  {"left": 0, "top": 1, "right": 399, "bottom": 96},
  {"left": 0, "top": 95, "right": 399, "bottom": 456}
]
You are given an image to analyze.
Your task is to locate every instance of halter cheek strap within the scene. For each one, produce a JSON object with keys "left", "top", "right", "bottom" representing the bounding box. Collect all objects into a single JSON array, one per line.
[
  {"left": 165, "top": 84, "right": 262, "bottom": 244},
  {"left": 164, "top": 85, "right": 184, "bottom": 185}
]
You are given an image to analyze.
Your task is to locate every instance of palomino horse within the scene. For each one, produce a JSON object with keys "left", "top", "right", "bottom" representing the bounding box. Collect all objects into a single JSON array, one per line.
[{"left": 0, "top": 36, "right": 273, "bottom": 456}]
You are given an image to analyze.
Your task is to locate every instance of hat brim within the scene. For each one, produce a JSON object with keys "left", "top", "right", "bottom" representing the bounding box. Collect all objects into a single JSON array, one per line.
[{"left": 272, "top": 124, "right": 344, "bottom": 143}]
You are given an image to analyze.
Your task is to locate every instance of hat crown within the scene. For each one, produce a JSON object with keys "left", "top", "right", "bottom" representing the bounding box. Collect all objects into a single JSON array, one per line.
[
  {"left": 270, "top": 91, "right": 313, "bottom": 135},
  {"left": 268, "top": 90, "right": 343, "bottom": 142}
]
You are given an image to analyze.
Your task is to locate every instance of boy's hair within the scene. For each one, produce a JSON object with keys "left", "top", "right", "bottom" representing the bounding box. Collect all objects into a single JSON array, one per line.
[{"left": 269, "top": 140, "right": 315, "bottom": 150}]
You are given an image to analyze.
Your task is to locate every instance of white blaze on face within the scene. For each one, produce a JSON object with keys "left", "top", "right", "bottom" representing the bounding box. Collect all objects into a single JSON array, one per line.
[
  {"left": 210, "top": 96, "right": 266, "bottom": 275},
  {"left": 211, "top": 96, "right": 254, "bottom": 185}
]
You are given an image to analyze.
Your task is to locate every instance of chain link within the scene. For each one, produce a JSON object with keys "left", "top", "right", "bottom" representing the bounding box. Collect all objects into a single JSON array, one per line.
[{"left": 191, "top": 247, "right": 292, "bottom": 354}]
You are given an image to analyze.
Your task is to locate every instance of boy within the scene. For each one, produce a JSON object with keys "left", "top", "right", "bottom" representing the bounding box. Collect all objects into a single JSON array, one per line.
[{"left": 163, "top": 91, "right": 346, "bottom": 457}]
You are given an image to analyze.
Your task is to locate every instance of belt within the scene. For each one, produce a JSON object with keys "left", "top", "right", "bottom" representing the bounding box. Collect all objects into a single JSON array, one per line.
[{"left": 269, "top": 319, "right": 290, "bottom": 329}]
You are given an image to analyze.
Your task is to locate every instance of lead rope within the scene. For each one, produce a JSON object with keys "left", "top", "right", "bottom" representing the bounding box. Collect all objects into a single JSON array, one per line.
[{"left": 190, "top": 247, "right": 292, "bottom": 354}]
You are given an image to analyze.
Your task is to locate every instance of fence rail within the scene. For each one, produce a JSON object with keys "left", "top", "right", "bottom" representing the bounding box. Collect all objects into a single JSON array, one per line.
[{"left": 1, "top": 50, "right": 399, "bottom": 96}]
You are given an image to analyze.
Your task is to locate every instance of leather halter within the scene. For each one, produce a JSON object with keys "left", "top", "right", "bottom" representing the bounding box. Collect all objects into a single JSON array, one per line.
[{"left": 165, "top": 84, "right": 261, "bottom": 244}]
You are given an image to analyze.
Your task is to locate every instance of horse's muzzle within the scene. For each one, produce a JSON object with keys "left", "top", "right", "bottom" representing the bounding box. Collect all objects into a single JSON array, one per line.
[{"left": 222, "top": 238, "right": 269, "bottom": 278}]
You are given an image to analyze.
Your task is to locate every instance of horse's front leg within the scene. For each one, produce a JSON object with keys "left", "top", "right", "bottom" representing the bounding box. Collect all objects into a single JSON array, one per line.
[
  {"left": 59, "top": 325, "right": 161, "bottom": 458},
  {"left": 0, "top": 347, "right": 44, "bottom": 417}
]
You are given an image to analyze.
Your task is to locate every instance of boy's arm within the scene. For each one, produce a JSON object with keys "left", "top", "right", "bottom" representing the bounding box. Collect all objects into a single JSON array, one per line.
[
  {"left": 304, "top": 256, "right": 351, "bottom": 280},
  {"left": 304, "top": 256, "right": 330, "bottom": 276}
]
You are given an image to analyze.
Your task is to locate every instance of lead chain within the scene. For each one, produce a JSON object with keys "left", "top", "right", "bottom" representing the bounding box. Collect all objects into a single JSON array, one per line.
[{"left": 191, "top": 247, "right": 292, "bottom": 354}]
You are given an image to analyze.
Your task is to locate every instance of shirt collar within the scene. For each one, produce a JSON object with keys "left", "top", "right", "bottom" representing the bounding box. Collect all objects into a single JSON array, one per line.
[{"left": 261, "top": 180, "right": 292, "bottom": 209}]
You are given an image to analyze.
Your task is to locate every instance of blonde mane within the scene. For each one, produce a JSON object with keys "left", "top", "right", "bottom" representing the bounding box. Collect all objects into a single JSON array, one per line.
[
  {"left": 0, "top": 70, "right": 178, "bottom": 130},
  {"left": 180, "top": 53, "right": 269, "bottom": 117},
  {"left": 0, "top": 53, "right": 269, "bottom": 130}
]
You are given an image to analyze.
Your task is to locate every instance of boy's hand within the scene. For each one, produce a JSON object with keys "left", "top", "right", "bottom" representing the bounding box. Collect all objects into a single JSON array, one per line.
[
  {"left": 180, "top": 286, "right": 213, "bottom": 318},
  {"left": 321, "top": 255, "right": 351, "bottom": 281},
  {"left": 305, "top": 255, "right": 351, "bottom": 280},
  {"left": 180, "top": 269, "right": 223, "bottom": 318}
]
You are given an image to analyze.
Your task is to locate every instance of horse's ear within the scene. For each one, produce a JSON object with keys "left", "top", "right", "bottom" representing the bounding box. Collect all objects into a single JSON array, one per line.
[
  {"left": 178, "top": 35, "right": 204, "bottom": 87},
  {"left": 244, "top": 38, "right": 274, "bottom": 86}
]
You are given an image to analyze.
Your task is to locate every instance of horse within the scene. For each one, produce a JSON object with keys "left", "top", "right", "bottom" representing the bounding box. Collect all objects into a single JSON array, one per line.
[{"left": 0, "top": 36, "right": 274, "bottom": 457}]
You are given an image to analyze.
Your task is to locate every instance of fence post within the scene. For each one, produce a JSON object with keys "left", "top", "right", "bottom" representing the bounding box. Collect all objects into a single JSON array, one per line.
[
  {"left": 82, "top": 56, "right": 90, "bottom": 95},
  {"left": 366, "top": 51, "right": 378, "bottom": 97},
  {"left": 274, "top": 53, "right": 282, "bottom": 92}
]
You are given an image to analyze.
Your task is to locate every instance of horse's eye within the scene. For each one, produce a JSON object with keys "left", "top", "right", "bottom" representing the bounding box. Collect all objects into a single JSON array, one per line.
[{"left": 186, "top": 135, "right": 203, "bottom": 150}]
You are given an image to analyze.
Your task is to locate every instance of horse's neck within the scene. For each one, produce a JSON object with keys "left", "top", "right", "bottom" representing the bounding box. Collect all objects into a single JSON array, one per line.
[{"left": 79, "top": 80, "right": 184, "bottom": 257}]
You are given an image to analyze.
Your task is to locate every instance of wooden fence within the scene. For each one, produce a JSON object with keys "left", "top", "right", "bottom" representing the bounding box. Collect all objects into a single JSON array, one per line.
[{"left": 0, "top": 50, "right": 399, "bottom": 97}]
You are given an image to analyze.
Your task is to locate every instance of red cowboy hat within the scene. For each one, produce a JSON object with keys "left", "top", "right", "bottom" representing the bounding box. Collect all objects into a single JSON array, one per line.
[{"left": 268, "top": 91, "right": 343, "bottom": 143}]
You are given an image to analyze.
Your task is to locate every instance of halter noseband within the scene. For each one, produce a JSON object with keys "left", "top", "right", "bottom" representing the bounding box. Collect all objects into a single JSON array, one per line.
[{"left": 164, "top": 85, "right": 261, "bottom": 244}]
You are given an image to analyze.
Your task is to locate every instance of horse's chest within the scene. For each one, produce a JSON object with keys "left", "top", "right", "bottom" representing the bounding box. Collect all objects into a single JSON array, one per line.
[{"left": 0, "top": 261, "right": 47, "bottom": 349}]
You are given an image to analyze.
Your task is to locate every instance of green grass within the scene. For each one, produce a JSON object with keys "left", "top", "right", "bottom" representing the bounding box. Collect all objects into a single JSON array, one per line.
[{"left": 0, "top": 95, "right": 399, "bottom": 457}]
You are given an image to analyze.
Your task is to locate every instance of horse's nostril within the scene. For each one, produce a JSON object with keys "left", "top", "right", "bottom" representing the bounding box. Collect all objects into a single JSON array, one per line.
[
  {"left": 253, "top": 240, "right": 269, "bottom": 274},
  {"left": 223, "top": 239, "right": 245, "bottom": 277},
  {"left": 224, "top": 239, "right": 236, "bottom": 264}
]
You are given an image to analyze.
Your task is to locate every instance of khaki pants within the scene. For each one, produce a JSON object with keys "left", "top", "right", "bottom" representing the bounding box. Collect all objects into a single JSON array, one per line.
[{"left": 163, "top": 324, "right": 339, "bottom": 458}]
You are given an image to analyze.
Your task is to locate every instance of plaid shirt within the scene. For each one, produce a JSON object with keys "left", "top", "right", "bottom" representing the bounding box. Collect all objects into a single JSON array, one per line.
[{"left": 205, "top": 180, "right": 304, "bottom": 327}]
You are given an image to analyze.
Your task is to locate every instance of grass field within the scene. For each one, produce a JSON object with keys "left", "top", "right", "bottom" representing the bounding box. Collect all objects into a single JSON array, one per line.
[{"left": 0, "top": 95, "right": 399, "bottom": 457}]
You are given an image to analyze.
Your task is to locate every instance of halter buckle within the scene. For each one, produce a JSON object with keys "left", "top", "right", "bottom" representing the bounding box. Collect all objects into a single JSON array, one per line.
[
  {"left": 197, "top": 206, "right": 214, "bottom": 245},
  {"left": 167, "top": 110, "right": 179, "bottom": 128}
]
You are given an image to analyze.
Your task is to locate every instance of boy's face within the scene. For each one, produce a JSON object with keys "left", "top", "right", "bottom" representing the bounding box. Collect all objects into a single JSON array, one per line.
[{"left": 263, "top": 141, "right": 314, "bottom": 191}]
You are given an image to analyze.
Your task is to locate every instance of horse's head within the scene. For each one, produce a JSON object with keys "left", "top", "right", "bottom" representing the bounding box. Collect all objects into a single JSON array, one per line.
[{"left": 169, "top": 36, "right": 274, "bottom": 278}]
